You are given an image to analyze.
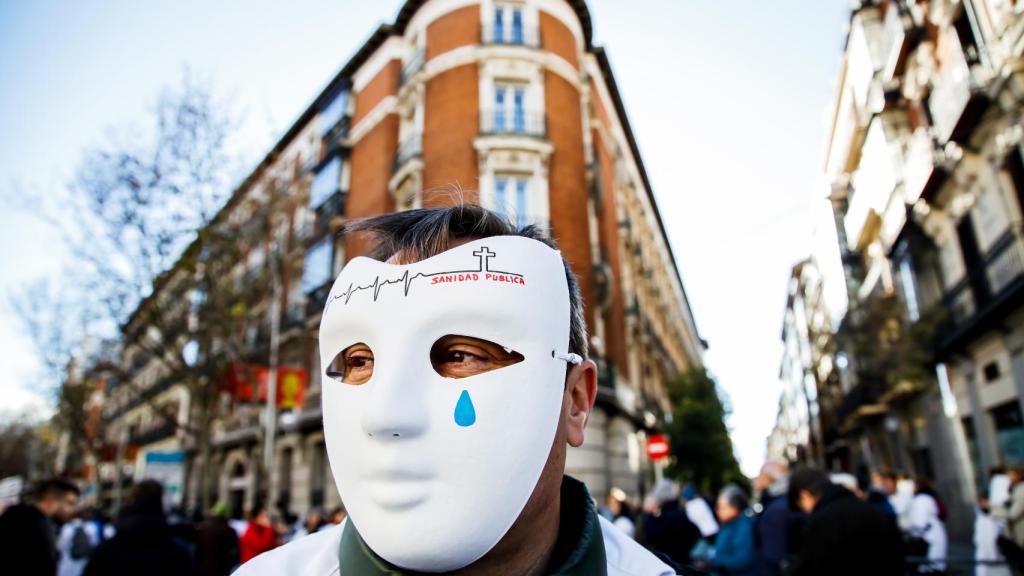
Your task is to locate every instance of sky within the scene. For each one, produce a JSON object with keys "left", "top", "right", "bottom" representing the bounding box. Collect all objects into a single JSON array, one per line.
[{"left": 0, "top": 0, "right": 850, "bottom": 475}]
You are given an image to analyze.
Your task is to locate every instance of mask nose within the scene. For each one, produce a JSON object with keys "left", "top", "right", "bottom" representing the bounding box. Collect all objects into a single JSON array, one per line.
[{"left": 360, "top": 365, "right": 429, "bottom": 440}]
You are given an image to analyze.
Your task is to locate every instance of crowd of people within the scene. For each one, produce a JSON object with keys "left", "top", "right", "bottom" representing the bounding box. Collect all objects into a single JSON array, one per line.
[
  {"left": 5, "top": 465, "right": 1024, "bottom": 575},
  {"left": 598, "top": 463, "right": 1024, "bottom": 576},
  {"left": 0, "top": 477, "right": 350, "bottom": 576}
]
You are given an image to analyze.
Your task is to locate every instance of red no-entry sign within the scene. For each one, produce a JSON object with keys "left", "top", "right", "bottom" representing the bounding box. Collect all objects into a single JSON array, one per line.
[{"left": 647, "top": 434, "right": 670, "bottom": 461}]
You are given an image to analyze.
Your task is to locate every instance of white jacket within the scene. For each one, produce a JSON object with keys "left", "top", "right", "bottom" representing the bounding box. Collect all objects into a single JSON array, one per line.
[{"left": 234, "top": 516, "right": 675, "bottom": 576}]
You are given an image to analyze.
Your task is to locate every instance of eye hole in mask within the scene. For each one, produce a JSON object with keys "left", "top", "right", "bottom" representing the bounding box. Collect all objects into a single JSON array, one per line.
[
  {"left": 430, "top": 335, "right": 524, "bottom": 379},
  {"left": 326, "top": 342, "right": 375, "bottom": 385}
]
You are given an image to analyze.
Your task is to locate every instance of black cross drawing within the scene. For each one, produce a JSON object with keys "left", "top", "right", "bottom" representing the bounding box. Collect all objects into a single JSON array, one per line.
[{"left": 473, "top": 247, "right": 496, "bottom": 272}]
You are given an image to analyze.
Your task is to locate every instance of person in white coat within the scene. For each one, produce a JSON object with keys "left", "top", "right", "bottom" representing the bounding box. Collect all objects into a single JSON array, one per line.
[
  {"left": 909, "top": 481, "right": 947, "bottom": 574},
  {"left": 975, "top": 494, "right": 1012, "bottom": 576},
  {"left": 234, "top": 206, "right": 676, "bottom": 576}
]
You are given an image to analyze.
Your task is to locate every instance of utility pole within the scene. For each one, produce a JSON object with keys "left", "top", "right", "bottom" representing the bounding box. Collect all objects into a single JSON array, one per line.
[{"left": 262, "top": 243, "right": 283, "bottom": 506}]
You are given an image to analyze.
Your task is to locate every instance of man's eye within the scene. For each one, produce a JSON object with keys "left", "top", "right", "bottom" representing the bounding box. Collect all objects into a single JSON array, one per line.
[
  {"left": 327, "top": 343, "right": 374, "bottom": 385},
  {"left": 430, "top": 335, "right": 524, "bottom": 379},
  {"left": 445, "top": 350, "right": 483, "bottom": 364}
]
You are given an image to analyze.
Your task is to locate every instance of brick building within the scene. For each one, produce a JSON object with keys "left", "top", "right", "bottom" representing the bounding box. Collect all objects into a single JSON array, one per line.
[{"left": 103, "top": 0, "right": 703, "bottom": 518}]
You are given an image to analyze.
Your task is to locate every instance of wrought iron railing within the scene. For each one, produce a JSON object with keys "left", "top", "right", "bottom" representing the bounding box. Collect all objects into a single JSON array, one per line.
[
  {"left": 400, "top": 48, "right": 425, "bottom": 86},
  {"left": 392, "top": 132, "right": 423, "bottom": 174},
  {"left": 479, "top": 109, "right": 546, "bottom": 138},
  {"left": 481, "top": 24, "right": 540, "bottom": 48}
]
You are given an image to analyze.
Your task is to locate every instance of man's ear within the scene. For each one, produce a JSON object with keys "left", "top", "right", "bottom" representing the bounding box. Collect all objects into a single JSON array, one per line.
[{"left": 565, "top": 359, "right": 597, "bottom": 448}]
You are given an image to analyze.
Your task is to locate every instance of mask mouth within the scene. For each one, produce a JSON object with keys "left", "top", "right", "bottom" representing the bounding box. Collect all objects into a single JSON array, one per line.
[{"left": 362, "top": 467, "right": 435, "bottom": 511}]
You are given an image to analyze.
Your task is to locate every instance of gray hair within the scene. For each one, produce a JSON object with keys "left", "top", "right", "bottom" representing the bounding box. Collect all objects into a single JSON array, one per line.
[
  {"left": 647, "top": 479, "right": 678, "bottom": 506},
  {"left": 717, "top": 484, "right": 749, "bottom": 512},
  {"left": 339, "top": 204, "right": 589, "bottom": 361}
]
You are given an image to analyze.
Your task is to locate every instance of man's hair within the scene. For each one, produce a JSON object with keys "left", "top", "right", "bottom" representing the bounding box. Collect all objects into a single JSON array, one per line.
[
  {"left": 717, "top": 484, "right": 748, "bottom": 512},
  {"left": 787, "top": 467, "right": 832, "bottom": 510},
  {"left": 127, "top": 479, "right": 164, "bottom": 513},
  {"left": 340, "top": 204, "right": 589, "bottom": 360},
  {"left": 34, "top": 478, "right": 80, "bottom": 501}
]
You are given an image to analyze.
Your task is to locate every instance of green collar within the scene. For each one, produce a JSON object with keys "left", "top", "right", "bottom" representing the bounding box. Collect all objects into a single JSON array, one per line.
[{"left": 338, "top": 475, "right": 607, "bottom": 575}]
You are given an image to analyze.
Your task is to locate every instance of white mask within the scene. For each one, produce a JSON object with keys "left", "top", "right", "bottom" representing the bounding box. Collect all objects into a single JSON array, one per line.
[{"left": 318, "top": 236, "right": 578, "bottom": 572}]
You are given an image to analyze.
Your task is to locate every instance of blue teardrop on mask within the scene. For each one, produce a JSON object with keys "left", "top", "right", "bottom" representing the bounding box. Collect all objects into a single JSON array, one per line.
[{"left": 454, "top": 389, "right": 476, "bottom": 427}]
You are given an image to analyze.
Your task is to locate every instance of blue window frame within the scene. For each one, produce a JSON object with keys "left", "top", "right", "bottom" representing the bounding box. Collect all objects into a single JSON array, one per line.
[
  {"left": 514, "top": 178, "right": 527, "bottom": 229},
  {"left": 495, "top": 89, "right": 506, "bottom": 131},
  {"left": 302, "top": 238, "right": 333, "bottom": 293},
  {"left": 511, "top": 9, "right": 524, "bottom": 45},
  {"left": 319, "top": 90, "right": 348, "bottom": 137},
  {"left": 494, "top": 8, "right": 505, "bottom": 43},
  {"left": 513, "top": 88, "right": 525, "bottom": 133},
  {"left": 310, "top": 156, "right": 341, "bottom": 208},
  {"left": 494, "top": 176, "right": 528, "bottom": 227},
  {"left": 495, "top": 177, "right": 508, "bottom": 217}
]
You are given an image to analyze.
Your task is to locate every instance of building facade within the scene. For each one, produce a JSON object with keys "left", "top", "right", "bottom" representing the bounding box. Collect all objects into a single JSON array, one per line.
[
  {"left": 101, "top": 0, "right": 704, "bottom": 519},
  {"left": 768, "top": 259, "right": 833, "bottom": 466},
  {"left": 802, "top": 0, "right": 1024, "bottom": 538}
]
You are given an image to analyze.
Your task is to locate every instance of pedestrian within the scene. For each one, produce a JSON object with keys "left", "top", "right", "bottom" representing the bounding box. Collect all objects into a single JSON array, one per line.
[
  {"left": 1005, "top": 466, "right": 1024, "bottom": 549},
  {"left": 909, "top": 478, "right": 948, "bottom": 574},
  {"left": 82, "top": 480, "right": 195, "bottom": 576},
  {"left": 195, "top": 502, "right": 240, "bottom": 576},
  {"left": 989, "top": 467, "right": 1012, "bottom": 518},
  {"left": 788, "top": 466, "right": 904, "bottom": 576},
  {"left": 291, "top": 508, "right": 325, "bottom": 539},
  {"left": 708, "top": 484, "right": 756, "bottom": 576},
  {"left": 754, "top": 460, "right": 796, "bottom": 576},
  {"left": 639, "top": 479, "right": 703, "bottom": 569},
  {"left": 239, "top": 505, "right": 278, "bottom": 564},
  {"left": 0, "top": 477, "right": 79, "bottom": 576},
  {"left": 681, "top": 484, "right": 719, "bottom": 539},
  {"left": 975, "top": 493, "right": 1012, "bottom": 576},
  {"left": 606, "top": 487, "right": 636, "bottom": 539},
  {"left": 864, "top": 470, "right": 898, "bottom": 520},
  {"left": 57, "top": 509, "right": 103, "bottom": 576},
  {"left": 326, "top": 505, "right": 347, "bottom": 526},
  {"left": 233, "top": 206, "right": 677, "bottom": 575}
]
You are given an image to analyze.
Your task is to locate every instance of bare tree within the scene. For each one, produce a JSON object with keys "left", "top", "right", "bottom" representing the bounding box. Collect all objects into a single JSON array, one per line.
[{"left": 10, "top": 71, "right": 295, "bottom": 511}]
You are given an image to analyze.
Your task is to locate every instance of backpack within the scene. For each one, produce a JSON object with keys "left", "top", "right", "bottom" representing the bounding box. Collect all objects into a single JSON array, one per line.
[{"left": 69, "top": 524, "right": 92, "bottom": 560}]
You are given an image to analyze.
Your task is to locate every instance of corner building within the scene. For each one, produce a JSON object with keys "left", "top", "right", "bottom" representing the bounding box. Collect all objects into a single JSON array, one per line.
[{"left": 155, "top": 0, "right": 704, "bottom": 517}]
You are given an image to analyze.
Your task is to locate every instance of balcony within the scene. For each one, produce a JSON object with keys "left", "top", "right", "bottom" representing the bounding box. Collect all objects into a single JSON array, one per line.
[
  {"left": 130, "top": 420, "right": 177, "bottom": 447},
  {"left": 986, "top": 231, "right": 1024, "bottom": 295},
  {"left": 878, "top": 2, "right": 907, "bottom": 80},
  {"left": 836, "top": 381, "right": 886, "bottom": 430},
  {"left": 392, "top": 132, "right": 423, "bottom": 175},
  {"left": 481, "top": 24, "right": 540, "bottom": 48},
  {"left": 313, "top": 190, "right": 346, "bottom": 240},
  {"left": 282, "top": 304, "right": 306, "bottom": 333},
  {"left": 928, "top": 28, "right": 990, "bottom": 144},
  {"left": 479, "top": 109, "right": 546, "bottom": 139},
  {"left": 306, "top": 281, "right": 333, "bottom": 318},
  {"left": 939, "top": 229, "right": 1024, "bottom": 352},
  {"left": 400, "top": 48, "right": 424, "bottom": 87},
  {"left": 902, "top": 130, "right": 949, "bottom": 204}
]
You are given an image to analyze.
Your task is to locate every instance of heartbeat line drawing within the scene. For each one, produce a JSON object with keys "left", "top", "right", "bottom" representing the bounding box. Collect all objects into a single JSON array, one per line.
[{"left": 325, "top": 247, "right": 524, "bottom": 311}]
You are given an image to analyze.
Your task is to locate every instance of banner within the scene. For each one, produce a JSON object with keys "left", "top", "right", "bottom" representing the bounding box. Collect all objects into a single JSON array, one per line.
[
  {"left": 226, "top": 362, "right": 307, "bottom": 409},
  {"left": 141, "top": 451, "right": 185, "bottom": 508}
]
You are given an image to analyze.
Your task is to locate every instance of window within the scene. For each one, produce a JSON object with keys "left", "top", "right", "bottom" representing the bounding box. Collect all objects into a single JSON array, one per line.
[
  {"left": 319, "top": 89, "right": 349, "bottom": 137},
  {"left": 395, "top": 178, "right": 420, "bottom": 212},
  {"left": 310, "top": 442, "right": 326, "bottom": 508},
  {"left": 493, "top": 5, "right": 524, "bottom": 45},
  {"left": 898, "top": 256, "right": 921, "bottom": 321},
  {"left": 991, "top": 401, "right": 1024, "bottom": 466},
  {"left": 310, "top": 156, "right": 341, "bottom": 209},
  {"left": 495, "top": 176, "right": 529, "bottom": 229},
  {"left": 983, "top": 361, "right": 1001, "bottom": 382},
  {"left": 302, "top": 239, "right": 333, "bottom": 293},
  {"left": 494, "top": 85, "right": 526, "bottom": 133}
]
